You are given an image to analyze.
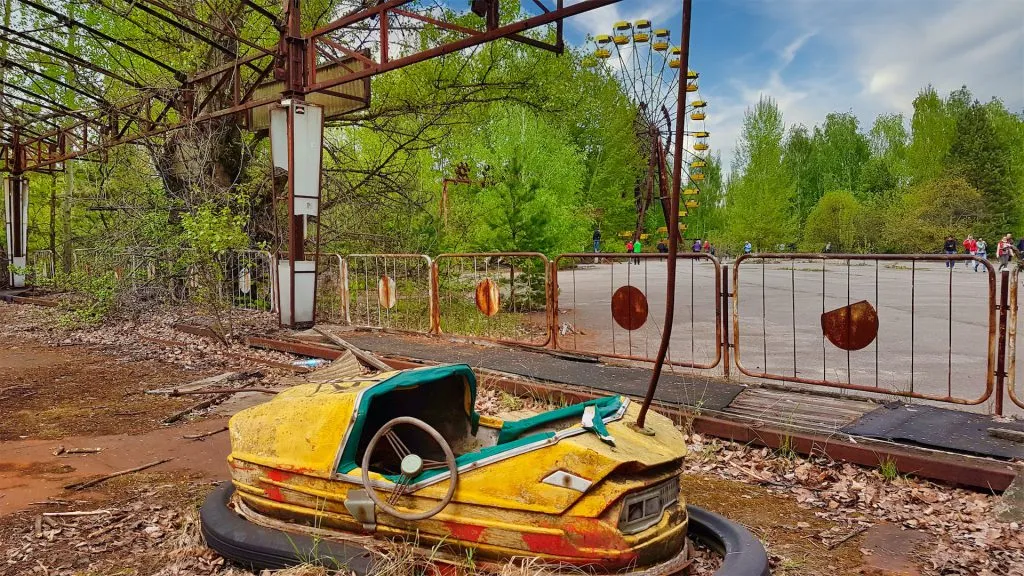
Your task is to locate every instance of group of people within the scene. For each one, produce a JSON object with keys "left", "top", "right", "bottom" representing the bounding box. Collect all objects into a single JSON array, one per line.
[
  {"left": 618, "top": 237, "right": 717, "bottom": 263},
  {"left": 945, "top": 234, "right": 1024, "bottom": 272}
]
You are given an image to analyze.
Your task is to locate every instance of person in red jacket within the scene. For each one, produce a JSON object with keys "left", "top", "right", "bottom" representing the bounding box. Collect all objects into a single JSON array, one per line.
[{"left": 962, "top": 235, "right": 977, "bottom": 269}]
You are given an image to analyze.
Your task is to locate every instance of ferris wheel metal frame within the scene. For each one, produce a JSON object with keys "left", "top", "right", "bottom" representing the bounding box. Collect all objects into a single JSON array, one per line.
[{"left": 592, "top": 19, "right": 709, "bottom": 241}]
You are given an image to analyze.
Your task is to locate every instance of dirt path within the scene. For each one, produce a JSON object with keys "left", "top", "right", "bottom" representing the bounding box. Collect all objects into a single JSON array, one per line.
[
  {"left": 0, "top": 419, "right": 231, "bottom": 515},
  {"left": 0, "top": 341, "right": 219, "bottom": 441}
]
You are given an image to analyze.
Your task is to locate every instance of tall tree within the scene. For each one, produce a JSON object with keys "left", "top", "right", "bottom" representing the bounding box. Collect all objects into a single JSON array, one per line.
[
  {"left": 725, "top": 97, "right": 796, "bottom": 250},
  {"left": 906, "top": 86, "right": 956, "bottom": 184},
  {"left": 948, "top": 100, "right": 1019, "bottom": 237},
  {"left": 783, "top": 124, "right": 819, "bottom": 225},
  {"left": 812, "top": 112, "right": 871, "bottom": 195}
]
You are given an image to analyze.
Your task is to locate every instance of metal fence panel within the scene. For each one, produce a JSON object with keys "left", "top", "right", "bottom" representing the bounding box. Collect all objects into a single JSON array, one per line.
[
  {"left": 435, "top": 253, "right": 550, "bottom": 347},
  {"left": 220, "top": 250, "right": 276, "bottom": 311},
  {"left": 27, "top": 250, "right": 54, "bottom": 284},
  {"left": 314, "top": 253, "right": 346, "bottom": 323},
  {"left": 1008, "top": 268, "right": 1022, "bottom": 410},
  {"left": 733, "top": 254, "right": 997, "bottom": 406},
  {"left": 553, "top": 253, "right": 722, "bottom": 369},
  {"left": 344, "top": 254, "right": 433, "bottom": 333}
]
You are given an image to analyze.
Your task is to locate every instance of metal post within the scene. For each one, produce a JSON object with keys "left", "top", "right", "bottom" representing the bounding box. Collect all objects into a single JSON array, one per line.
[
  {"left": 722, "top": 265, "right": 731, "bottom": 380},
  {"left": 996, "top": 269, "right": 1010, "bottom": 416},
  {"left": 637, "top": 0, "right": 692, "bottom": 428}
]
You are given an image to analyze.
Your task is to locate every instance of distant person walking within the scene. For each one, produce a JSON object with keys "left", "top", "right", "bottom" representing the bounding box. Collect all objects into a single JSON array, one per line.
[
  {"left": 592, "top": 228, "right": 602, "bottom": 253},
  {"left": 657, "top": 239, "right": 668, "bottom": 253},
  {"left": 974, "top": 238, "right": 988, "bottom": 272},
  {"left": 743, "top": 241, "right": 752, "bottom": 255},
  {"left": 632, "top": 237, "right": 643, "bottom": 264},
  {"left": 824, "top": 242, "right": 832, "bottom": 253},
  {"left": 702, "top": 239, "right": 710, "bottom": 253},
  {"left": 997, "top": 235, "right": 1014, "bottom": 271},
  {"left": 963, "top": 235, "right": 977, "bottom": 268},
  {"left": 692, "top": 239, "right": 702, "bottom": 253},
  {"left": 943, "top": 235, "right": 957, "bottom": 268}
]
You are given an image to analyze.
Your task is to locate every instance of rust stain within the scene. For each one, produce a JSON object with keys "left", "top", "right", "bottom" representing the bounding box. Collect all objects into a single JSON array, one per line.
[
  {"left": 611, "top": 285, "right": 648, "bottom": 331},
  {"left": 377, "top": 275, "right": 397, "bottom": 309},
  {"left": 821, "top": 300, "right": 879, "bottom": 351},
  {"left": 475, "top": 278, "right": 500, "bottom": 317}
]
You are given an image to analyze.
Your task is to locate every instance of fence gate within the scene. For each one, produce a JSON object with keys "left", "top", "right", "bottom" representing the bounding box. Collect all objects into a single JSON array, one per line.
[
  {"left": 732, "top": 254, "right": 997, "bottom": 406},
  {"left": 553, "top": 253, "right": 722, "bottom": 369},
  {"left": 344, "top": 254, "right": 434, "bottom": 334},
  {"left": 434, "top": 253, "right": 551, "bottom": 347}
]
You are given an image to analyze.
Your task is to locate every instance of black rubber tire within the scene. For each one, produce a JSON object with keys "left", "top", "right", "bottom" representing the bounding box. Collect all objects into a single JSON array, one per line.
[
  {"left": 687, "top": 504, "right": 771, "bottom": 576},
  {"left": 201, "top": 485, "right": 769, "bottom": 575},
  {"left": 200, "top": 483, "right": 376, "bottom": 573}
]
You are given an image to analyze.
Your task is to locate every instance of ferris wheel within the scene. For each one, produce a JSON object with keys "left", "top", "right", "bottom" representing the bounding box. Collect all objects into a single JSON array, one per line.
[{"left": 591, "top": 20, "right": 709, "bottom": 240}]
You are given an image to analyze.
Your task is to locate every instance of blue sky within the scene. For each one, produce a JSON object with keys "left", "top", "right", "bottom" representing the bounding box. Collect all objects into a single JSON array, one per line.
[{"left": 557, "top": 0, "right": 1024, "bottom": 170}]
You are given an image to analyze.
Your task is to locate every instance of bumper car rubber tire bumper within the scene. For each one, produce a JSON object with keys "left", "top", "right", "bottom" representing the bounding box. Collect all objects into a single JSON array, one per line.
[
  {"left": 200, "top": 483, "right": 375, "bottom": 572},
  {"left": 202, "top": 484, "right": 769, "bottom": 575},
  {"left": 686, "top": 505, "right": 770, "bottom": 576}
]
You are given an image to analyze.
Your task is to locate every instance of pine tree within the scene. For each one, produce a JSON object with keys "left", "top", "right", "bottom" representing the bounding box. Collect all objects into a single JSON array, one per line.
[{"left": 948, "top": 101, "right": 1019, "bottom": 238}]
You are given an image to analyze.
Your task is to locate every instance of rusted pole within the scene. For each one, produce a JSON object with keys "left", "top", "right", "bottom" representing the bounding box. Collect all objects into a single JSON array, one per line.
[
  {"left": 996, "top": 270, "right": 1010, "bottom": 416},
  {"left": 637, "top": 0, "right": 691, "bottom": 428}
]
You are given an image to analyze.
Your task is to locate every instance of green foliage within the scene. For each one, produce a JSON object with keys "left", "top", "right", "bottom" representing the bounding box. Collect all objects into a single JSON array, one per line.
[
  {"left": 801, "top": 191, "right": 862, "bottom": 252},
  {"left": 880, "top": 176, "right": 984, "bottom": 253},
  {"left": 180, "top": 204, "right": 249, "bottom": 256},
  {"left": 947, "top": 100, "right": 1020, "bottom": 239},
  {"left": 725, "top": 97, "right": 797, "bottom": 251}
]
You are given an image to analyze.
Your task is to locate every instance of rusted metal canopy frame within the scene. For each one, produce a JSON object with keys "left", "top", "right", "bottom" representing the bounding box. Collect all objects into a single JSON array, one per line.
[
  {"left": 551, "top": 252, "right": 723, "bottom": 370},
  {"left": 304, "top": 0, "right": 615, "bottom": 95},
  {"left": 9, "top": 0, "right": 624, "bottom": 173},
  {"left": 732, "top": 253, "right": 998, "bottom": 406},
  {"left": 433, "top": 252, "right": 552, "bottom": 347}
]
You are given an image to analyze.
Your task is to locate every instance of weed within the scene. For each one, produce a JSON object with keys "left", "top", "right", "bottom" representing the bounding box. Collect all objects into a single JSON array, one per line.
[
  {"left": 499, "top": 391, "right": 525, "bottom": 412},
  {"left": 878, "top": 457, "right": 900, "bottom": 482},
  {"left": 776, "top": 434, "right": 797, "bottom": 460}
]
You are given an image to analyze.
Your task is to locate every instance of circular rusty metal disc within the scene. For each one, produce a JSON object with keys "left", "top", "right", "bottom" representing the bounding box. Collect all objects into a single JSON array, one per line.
[
  {"left": 611, "top": 285, "right": 649, "bottom": 331},
  {"left": 821, "top": 300, "right": 879, "bottom": 351},
  {"left": 377, "top": 275, "right": 397, "bottom": 309},
  {"left": 475, "top": 278, "right": 500, "bottom": 317}
]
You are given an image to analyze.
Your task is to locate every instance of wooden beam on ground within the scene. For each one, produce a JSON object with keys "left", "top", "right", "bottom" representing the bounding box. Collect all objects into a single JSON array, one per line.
[
  {"left": 312, "top": 327, "right": 391, "bottom": 371},
  {"left": 246, "top": 336, "right": 345, "bottom": 360}
]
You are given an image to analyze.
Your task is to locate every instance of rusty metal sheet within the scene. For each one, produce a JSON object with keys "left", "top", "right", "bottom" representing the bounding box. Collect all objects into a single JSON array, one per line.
[
  {"left": 611, "top": 285, "right": 649, "bottom": 331},
  {"left": 821, "top": 300, "right": 879, "bottom": 351},
  {"left": 475, "top": 278, "right": 499, "bottom": 317},
  {"left": 377, "top": 275, "right": 397, "bottom": 309}
]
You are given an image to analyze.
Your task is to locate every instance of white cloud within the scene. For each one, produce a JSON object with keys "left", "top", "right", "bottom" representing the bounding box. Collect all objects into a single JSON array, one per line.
[{"left": 707, "top": 0, "right": 1023, "bottom": 171}]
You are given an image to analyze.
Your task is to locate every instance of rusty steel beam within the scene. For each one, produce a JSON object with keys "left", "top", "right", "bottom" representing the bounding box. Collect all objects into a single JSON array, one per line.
[
  {"left": 306, "top": 0, "right": 622, "bottom": 93},
  {"left": 246, "top": 336, "right": 346, "bottom": 360}
]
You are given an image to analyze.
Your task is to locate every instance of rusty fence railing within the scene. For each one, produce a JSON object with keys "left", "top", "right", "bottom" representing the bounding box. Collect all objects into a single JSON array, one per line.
[
  {"left": 312, "top": 253, "right": 346, "bottom": 324},
  {"left": 343, "top": 254, "right": 434, "bottom": 334},
  {"left": 434, "top": 253, "right": 551, "bottom": 347},
  {"left": 1006, "top": 267, "right": 1022, "bottom": 410},
  {"left": 553, "top": 253, "right": 722, "bottom": 369},
  {"left": 732, "top": 254, "right": 998, "bottom": 406}
]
